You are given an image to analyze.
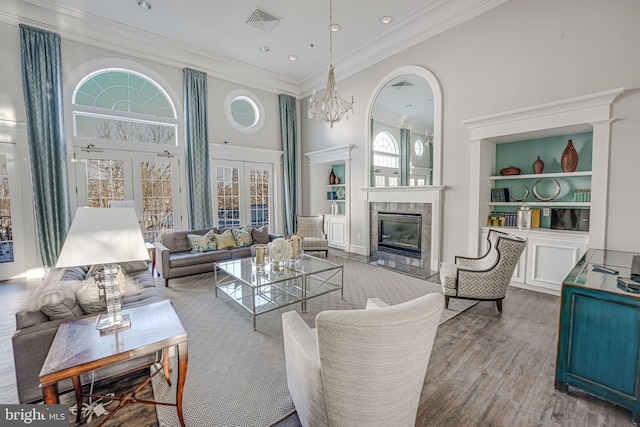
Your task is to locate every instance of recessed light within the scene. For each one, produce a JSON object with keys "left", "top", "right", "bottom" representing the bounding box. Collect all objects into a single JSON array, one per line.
[
  {"left": 259, "top": 45, "right": 270, "bottom": 53},
  {"left": 330, "top": 23, "right": 341, "bottom": 32},
  {"left": 380, "top": 16, "right": 393, "bottom": 24},
  {"left": 137, "top": 0, "right": 152, "bottom": 10},
  {"left": 288, "top": 55, "right": 298, "bottom": 61}
]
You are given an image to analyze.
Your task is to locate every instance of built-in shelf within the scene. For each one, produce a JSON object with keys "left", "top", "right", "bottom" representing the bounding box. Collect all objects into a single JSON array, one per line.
[
  {"left": 489, "top": 171, "right": 592, "bottom": 180},
  {"left": 325, "top": 184, "right": 346, "bottom": 187}
]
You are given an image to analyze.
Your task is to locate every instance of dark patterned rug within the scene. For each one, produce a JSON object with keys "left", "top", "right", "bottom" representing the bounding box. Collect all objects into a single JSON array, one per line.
[{"left": 152, "top": 255, "right": 476, "bottom": 426}]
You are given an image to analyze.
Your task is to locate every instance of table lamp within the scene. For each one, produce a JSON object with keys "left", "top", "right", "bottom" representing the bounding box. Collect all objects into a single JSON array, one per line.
[{"left": 56, "top": 207, "right": 150, "bottom": 332}]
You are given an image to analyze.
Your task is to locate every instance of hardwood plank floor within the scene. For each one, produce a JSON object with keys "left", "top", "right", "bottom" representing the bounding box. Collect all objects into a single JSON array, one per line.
[{"left": 1, "top": 275, "right": 633, "bottom": 426}]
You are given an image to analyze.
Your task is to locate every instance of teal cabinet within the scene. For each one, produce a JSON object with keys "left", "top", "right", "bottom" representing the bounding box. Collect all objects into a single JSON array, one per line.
[{"left": 556, "top": 249, "right": 640, "bottom": 423}]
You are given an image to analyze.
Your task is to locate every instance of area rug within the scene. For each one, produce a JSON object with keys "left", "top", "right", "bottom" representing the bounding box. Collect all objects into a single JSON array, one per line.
[{"left": 152, "top": 255, "right": 476, "bottom": 427}]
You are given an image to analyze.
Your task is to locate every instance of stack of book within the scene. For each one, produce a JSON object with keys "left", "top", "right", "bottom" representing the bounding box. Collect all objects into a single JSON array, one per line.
[
  {"left": 487, "top": 211, "right": 517, "bottom": 227},
  {"left": 490, "top": 188, "right": 511, "bottom": 202}
]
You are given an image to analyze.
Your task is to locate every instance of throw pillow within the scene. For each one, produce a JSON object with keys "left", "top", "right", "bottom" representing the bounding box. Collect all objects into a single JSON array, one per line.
[
  {"left": 76, "top": 276, "right": 107, "bottom": 314},
  {"left": 232, "top": 226, "right": 253, "bottom": 247},
  {"left": 38, "top": 287, "right": 84, "bottom": 320},
  {"left": 187, "top": 230, "right": 217, "bottom": 252},
  {"left": 251, "top": 224, "right": 270, "bottom": 244},
  {"left": 214, "top": 229, "right": 237, "bottom": 249}
]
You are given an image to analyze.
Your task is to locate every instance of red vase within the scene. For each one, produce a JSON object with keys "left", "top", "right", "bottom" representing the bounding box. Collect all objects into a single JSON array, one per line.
[
  {"left": 561, "top": 140, "right": 578, "bottom": 172},
  {"left": 533, "top": 156, "right": 544, "bottom": 174},
  {"left": 329, "top": 169, "right": 335, "bottom": 185}
]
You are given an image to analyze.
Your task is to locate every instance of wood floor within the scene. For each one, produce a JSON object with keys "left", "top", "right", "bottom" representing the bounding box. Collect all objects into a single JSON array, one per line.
[{"left": 1, "top": 276, "right": 633, "bottom": 426}]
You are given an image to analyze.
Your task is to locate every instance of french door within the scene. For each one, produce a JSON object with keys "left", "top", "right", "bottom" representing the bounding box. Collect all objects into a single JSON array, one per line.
[
  {"left": 74, "top": 148, "right": 181, "bottom": 242},
  {"left": 212, "top": 160, "right": 272, "bottom": 229},
  {"left": 0, "top": 145, "right": 25, "bottom": 279}
]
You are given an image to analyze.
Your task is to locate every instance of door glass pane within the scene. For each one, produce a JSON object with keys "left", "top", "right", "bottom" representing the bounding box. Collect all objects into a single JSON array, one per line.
[
  {"left": 216, "top": 166, "right": 240, "bottom": 228},
  {"left": 0, "top": 156, "right": 13, "bottom": 263},
  {"left": 141, "top": 161, "right": 174, "bottom": 242},
  {"left": 86, "top": 159, "right": 125, "bottom": 207},
  {"left": 249, "top": 167, "right": 269, "bottom": 227}
]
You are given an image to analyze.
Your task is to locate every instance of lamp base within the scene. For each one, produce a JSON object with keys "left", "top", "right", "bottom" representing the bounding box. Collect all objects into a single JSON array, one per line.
[{"left": 96, "top": 313, "right": 131, "bottom": 334}]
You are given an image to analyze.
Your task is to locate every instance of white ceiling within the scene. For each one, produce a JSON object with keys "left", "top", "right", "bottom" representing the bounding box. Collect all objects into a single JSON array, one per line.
[{"left": 11, "top": 0, "right": 509, "bottom": 96}]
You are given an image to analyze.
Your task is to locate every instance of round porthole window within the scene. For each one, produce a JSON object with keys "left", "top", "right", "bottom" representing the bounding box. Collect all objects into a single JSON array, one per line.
[
  {"left": 224, "top": 89, "right": 265, "bottom": 134},
  {"left": 414, "top": 138, "right": 425, "bottom": 157}
]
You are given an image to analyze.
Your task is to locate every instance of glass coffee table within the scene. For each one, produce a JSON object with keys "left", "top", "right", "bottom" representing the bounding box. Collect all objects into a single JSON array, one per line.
[{"left": 214, "top": 254, "right": 343, "bottom": 329}]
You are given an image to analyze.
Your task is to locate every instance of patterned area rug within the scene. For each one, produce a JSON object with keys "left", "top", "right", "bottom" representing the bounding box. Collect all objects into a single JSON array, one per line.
[{"left": 152, "top": 255, "right": 476, "bottom": 427}]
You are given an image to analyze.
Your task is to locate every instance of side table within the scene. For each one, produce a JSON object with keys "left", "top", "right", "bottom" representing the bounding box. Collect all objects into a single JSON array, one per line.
[{"left": 39, "top": 300, "right": 188, "bottom": 427}]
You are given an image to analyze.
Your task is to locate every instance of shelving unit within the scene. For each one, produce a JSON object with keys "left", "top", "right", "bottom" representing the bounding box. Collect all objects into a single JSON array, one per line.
[
  {"left": 464, "top": 88, "right": 623, "bottom": 294},
  {"left": 305, "top": 145, "right": 353, "bottom": 251}
]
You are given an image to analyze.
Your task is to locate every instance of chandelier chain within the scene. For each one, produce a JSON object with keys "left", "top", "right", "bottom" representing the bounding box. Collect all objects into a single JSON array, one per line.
[{"left": 307, "top": 0, "right": 355, "bottom": 128}]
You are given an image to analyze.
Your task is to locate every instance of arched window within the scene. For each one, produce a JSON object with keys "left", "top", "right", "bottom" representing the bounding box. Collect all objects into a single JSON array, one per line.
[
  {"left": 73, "top": 69, "right": 177, "bottom": 145},
  {"left": 69, "top": 68, "right": 181, "bottom": 242},
  {"left": 373, "top": 131, "right": 400, "bottom": 186}
]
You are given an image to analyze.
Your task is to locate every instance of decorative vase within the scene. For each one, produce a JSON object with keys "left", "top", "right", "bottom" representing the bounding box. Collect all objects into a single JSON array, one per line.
[
  {"left": 329, "top": 169, "right": 335, "bottom": 185},
  {"left": 561, "top": 139, "right": 578, "bottom": 172},
  {"left": 533, "top": 156, "right": 544, "bottom": 174},
  {"left": 335, "top": 176, "right": 340, "bottom": 185}
]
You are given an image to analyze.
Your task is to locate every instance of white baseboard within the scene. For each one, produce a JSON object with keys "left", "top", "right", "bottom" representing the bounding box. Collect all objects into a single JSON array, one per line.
[
  {"left": 510, "top": 281, "right": 561, "bottom": 297},
  {"left": 348, "top": 244, "right": 367, "bottom": 255}
]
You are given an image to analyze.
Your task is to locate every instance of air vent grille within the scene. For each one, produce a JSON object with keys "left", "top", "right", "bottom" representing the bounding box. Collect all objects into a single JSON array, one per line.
[{"left": 246, "top": 9, "right": 281, "bottom": 32}]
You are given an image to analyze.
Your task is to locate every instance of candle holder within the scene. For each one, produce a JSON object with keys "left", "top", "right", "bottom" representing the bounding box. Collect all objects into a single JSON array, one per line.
[{"left": 251, "top": 244, "right": 268, "bottom": 271}]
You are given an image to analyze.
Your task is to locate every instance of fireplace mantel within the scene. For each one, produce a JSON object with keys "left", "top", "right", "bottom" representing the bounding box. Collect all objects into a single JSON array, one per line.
[{"left": 362, "top": 186, "right": 445, "bottom": 272}]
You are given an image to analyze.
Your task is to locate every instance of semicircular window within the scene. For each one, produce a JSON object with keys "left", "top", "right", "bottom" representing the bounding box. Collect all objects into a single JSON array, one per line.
[{"left": 73, "top": 69, "right": 177, "bottom": 145}]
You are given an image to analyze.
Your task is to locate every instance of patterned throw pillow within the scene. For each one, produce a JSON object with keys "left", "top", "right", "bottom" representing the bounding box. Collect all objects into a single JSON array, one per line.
[
  {"left": 214, "top": 229, "right": 237, "bottom": 249},
  {"left": 187, "top": 230, "right": 217, "bottom": 253},
  {"left": 232, "top": 226, "right": 253, "bottom": 247}
]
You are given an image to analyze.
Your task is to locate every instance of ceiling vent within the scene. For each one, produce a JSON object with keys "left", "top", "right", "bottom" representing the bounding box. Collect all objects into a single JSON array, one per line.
[
  {"left": 391, "top": 80, "right": 414, "bottom": 88},
  {"left": 246, "top": 9, "right": 282, "bottom": 32}
]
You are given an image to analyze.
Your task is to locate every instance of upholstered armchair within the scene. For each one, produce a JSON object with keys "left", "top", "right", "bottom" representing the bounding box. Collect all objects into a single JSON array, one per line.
[
  {"left": 439, "top": 232, "right": 526, "bottom": 312},
  {"left": 295, "top": 215, "right": 328, "bottom": 257},
  {"left": 282, "top": 293, "right": 445, "bottom": 427}
]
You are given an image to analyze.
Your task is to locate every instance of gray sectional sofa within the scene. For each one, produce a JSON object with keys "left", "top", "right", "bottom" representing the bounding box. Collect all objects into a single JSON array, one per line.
[
  {"left": 12, "top": 261, "right": 163, "bottom": 404},
  {"left": 155, "top": 226, "right": 280, "bottom": 286}
]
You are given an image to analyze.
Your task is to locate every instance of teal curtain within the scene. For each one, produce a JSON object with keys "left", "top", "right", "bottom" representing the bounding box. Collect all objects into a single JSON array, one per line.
[
  {"left": 428, "top": 139, "right": 434, "bottom": 185},
  {"left": 400, "top": 128, "right": 411, "bottom": 186},
  {"left": 183, "top": 68, "right": 213, "bottom": 229},
  {"left": 19, "top": 24, "right": 71, "bottom": 269},
  {"left": 279, "top": 94, "right": 297, "bottom": 236}
]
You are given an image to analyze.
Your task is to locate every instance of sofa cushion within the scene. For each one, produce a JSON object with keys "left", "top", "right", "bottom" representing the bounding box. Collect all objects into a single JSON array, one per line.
[
  {"left": 60, "top": 266, "right": 89, "bottom": 281},
  {"left": 169, "top": 249, "right": 232, "bottom": 268},
  {"left": 187, "top": 230, "right": 217, "bottom": 252},
  {"left": 214, "top": 230, "right": 237, "bottom": 249},
  {"left": 251, "top": 224, "right": 270, "bottom": 244},
  {"left": 232, "top": 226, "right": 253, "bottom": 247},
  {"left": 38, "top": 287, "right": 84, "bottom": 320},
  {"left": 76, "top": 278, "right": 107, "bottom": 315}
]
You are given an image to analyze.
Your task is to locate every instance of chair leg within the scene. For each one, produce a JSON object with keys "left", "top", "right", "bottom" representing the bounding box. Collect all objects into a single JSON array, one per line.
[
  {"left": 444, "top": 296, "right": 450, "bottom": 309},
  {"left": 496, "top": 299, "right": 503, "bottom": 313},
  {"left": 165, "top": 278, "right": 169, "bottom": 287}
]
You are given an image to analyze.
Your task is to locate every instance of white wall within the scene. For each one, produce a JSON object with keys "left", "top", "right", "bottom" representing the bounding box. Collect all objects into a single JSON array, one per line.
[{"left": 301, "top": 0, "right": 640, "bottom": 261}]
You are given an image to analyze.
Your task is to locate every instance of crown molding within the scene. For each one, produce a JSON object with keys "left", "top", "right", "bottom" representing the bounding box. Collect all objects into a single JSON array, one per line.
[
  {"left": 4, "top": 0, "right": 508, "bottom": 99},
  {"left": 300, "top": 0, "right": 511, "bottom": 96},
  {"left": 2, "top": 0, "right": 301, "bottom": 97}
]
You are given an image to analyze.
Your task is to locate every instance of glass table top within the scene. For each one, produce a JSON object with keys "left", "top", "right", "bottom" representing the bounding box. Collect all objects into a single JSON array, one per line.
[{"left": 563, "top": 249, "right": 640, "bottom": 297}]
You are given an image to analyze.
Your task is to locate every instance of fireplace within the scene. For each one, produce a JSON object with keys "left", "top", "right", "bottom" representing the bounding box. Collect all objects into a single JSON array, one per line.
[{"left": 378, "top": 213, "right": 422, "bottom": 258}]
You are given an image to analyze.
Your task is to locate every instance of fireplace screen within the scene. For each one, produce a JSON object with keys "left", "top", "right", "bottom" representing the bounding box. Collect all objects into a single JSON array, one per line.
[{"left": 378, "top": 213, "right": 422, "bottom": 258}]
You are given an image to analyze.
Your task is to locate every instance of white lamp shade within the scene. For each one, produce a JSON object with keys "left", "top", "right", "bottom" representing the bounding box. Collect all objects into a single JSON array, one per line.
[{"left": 56, "top": 207, "right": 150, "bottom": 268}]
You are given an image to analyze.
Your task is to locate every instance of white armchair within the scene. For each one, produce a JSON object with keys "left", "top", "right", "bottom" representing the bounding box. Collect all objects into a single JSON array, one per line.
[{"left": 282, "top": 293, "right": 445, "bottom": 427}]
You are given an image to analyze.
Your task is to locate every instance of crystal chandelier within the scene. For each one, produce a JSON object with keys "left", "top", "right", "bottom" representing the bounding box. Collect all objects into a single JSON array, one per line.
[{"left": 307, "top": 0, "right": 354, "bottom": 128}]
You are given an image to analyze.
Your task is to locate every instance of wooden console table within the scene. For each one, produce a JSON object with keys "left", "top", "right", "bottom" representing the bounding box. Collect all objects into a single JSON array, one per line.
[
  {"left": 555, "top": 249, "right": 640, "bottom": 424},
  {"left": 39, "top": 300, "right": 188, "bottom": 427}
]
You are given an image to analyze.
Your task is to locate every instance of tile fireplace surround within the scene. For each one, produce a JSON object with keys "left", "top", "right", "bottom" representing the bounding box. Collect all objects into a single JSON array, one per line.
[{"left": 370, "top": 202, "right": 432, "bottom": 273}]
